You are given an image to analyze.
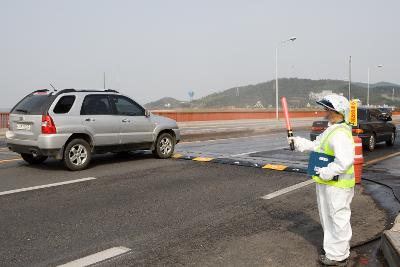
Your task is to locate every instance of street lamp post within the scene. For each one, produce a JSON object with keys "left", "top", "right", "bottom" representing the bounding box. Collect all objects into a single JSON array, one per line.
[
  {"left": 367, "top": 65, "right": 383, "bottom": 106},
  {"left": 275, "top": 37, "right": 296, "bottom": 119}
]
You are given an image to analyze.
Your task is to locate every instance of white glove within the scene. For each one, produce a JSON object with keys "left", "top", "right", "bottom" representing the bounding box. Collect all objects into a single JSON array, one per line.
[
  {"left": 316, "top": 167, "right": 334, "bottom": 181},
  {"left": 288, "top": 136, "right": 315, "bottom": 152}
]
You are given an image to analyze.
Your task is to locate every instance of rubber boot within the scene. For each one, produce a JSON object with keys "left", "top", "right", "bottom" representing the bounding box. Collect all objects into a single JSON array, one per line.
[{"left": 319, "top": 255, "right": 348, "bottom": 266}]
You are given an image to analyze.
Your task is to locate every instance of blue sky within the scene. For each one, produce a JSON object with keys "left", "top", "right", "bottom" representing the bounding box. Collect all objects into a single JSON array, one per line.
[{"left": 1, "top": 0, "right": 399, "bottom": 107}]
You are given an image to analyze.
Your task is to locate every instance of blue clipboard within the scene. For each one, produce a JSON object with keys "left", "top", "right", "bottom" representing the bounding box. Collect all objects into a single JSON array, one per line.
[{"left": 307, "top": 151, "right": 335, "bottom": 177}]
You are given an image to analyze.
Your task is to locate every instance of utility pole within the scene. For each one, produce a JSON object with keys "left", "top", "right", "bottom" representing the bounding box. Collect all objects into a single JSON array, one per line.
[
  {"left": 367, "top": 67, "right": 370, "bottom": 106},
  {"left": 367, "top": 65, "right": 383, "bottom": 106},
  {"left": 392, "top": 88, "right": 395, "bottom": 102},
  {"left": 103, "top": 72, "right": 106, "bottom": 89},
  {"left": 275, "top": 46, "right": 279, "bottom": 119},
  {"left": 348, "top": 56, "right": 352, "bottom": 100},
  {"left": 275, "top": 36, "right": 297, "bottom": 120}
]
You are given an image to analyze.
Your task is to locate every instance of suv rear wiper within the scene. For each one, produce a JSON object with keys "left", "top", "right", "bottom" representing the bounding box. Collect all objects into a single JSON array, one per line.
[{"left": 16, "top": 109, "right": 28, "bottom": 113}]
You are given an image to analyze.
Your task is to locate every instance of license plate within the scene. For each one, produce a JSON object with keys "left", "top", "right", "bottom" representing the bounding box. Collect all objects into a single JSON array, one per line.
[{"left": 16, "top": 123, "right": 31, "bottom": 131}]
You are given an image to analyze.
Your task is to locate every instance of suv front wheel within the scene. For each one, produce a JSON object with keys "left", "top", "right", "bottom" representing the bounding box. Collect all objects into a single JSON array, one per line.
[
  {"left": 386, "top": 131, "right": 396, "bottom": 146},
  {"left": 63, "top": 139, "right": 91, "bottom": 171},
  {"left": 153, "top": 133, "right": 175, "bottom": 159},
  {"left": 366, "top": 134, "right": 376, "bottom": 151}
]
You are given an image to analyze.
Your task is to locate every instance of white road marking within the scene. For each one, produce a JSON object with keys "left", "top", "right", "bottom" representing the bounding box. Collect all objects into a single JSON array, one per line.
[
  {"left": 231, "top": 146, "right": 287, "bottom": 157},
  {"left": 57, "top": 246, "right": 131, "bottom": 267},
  {"left": 261, "top": 180, "right": 315, "bottom": 200},
  {"left": 0, "top": 177, "right": 96, "bottom": 196},
  {"left": 231, "top": 151, "right": 264, "bottom": 157}
]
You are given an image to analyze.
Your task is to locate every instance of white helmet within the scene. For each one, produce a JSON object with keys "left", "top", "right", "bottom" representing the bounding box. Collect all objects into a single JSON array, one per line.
[{"left": 316, "top": 94, "right": 350, "bottom": 122}]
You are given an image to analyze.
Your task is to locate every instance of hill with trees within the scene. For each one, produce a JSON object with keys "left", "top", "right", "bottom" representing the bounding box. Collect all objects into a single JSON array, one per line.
[{"left": 145, "top": 78, "right": 400, "bottom": 109}]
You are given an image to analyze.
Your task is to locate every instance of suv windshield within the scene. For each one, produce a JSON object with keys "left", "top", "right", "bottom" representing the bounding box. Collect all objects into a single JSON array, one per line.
[
  {"left": 11, "top": 92, "right": 52, "bottom": 115},
  {"left": 357, "top": 109, "right": 368, "bottom": 121}
]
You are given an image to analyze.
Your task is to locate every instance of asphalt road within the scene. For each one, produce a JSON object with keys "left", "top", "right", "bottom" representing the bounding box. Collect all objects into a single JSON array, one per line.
[
  {"left": 176, "top": 128, "right": 400, "bottom": 168},
  {"left": 0, "top": 130, "right": 399, "bottom": 266}
]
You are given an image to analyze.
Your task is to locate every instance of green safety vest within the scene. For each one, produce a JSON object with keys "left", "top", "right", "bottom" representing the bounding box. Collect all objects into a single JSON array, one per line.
[{"left": 312, "top": 123, "right": 355, "bottom": 188}]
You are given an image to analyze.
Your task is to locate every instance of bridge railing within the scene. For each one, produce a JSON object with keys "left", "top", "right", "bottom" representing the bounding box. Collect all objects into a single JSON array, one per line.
[
  {"left": 0, "top": 110, "right": 399, "bottom": 128},
  {"left": 0, "top": 113, "right": 9, "bottom": 129}
]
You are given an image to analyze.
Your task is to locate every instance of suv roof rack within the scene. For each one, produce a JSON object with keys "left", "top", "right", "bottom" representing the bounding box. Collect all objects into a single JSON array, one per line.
[
  {"left": 56, "top": 89, "right": 76, "bottom": 95},
  {"left": 104, "top": 89, "right": 119, "bottom": 93},
  {"left": 54, "top": 89, "right": 120, "bottom": 95},
  {"left": 33, "top": 89, "right": 50, "bottom": 93}
]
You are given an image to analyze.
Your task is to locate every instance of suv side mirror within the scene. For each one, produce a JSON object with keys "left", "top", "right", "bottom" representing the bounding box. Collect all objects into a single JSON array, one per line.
[{"left": 145, "top": 110, "right": 151, "bottom": 117}]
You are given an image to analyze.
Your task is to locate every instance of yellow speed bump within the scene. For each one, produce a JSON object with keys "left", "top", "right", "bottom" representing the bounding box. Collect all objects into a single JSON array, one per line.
[
  {"left": 193, "top": 157, "right": 214, "bottom": 162},
  {"left": 0, "top": 158, "right": 22, "bottom": 164},
  {"left": 262, "top": 164, "right": 288, "bottom": 171},
  {"left": 172, "top": 153, "right": 183, "bottom": 159}
]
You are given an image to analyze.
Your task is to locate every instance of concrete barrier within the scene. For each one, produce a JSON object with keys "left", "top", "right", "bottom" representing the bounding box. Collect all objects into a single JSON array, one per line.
[
  {"left": 152, "top": 110, "right": 326, "bottom": 122},
  {"left": 1, "top": 110, "right": 399, "bottom": 124},
  {"left": 153, "top": 110, "right": 400, "bottom": 122},
  {"left": 1, "top": 111, "right": 323, "bottom": 125},
  {"left": 0, "top": 113, "right": 9, "bottom": 129},
  {"left": 381, "top": 213, "right": 400, "bottom": 267}
]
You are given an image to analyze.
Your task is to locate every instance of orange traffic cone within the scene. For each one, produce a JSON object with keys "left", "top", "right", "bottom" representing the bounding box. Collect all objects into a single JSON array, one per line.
[{"left": 353, "top": 136, "right": 363, "bottom": 184}]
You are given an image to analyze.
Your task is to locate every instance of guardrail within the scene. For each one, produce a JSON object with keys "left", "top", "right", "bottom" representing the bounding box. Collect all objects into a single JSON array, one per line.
[
  {"left": 0, "top": 111, "right": 399, "bottom": 125},
  {"left": 152, "top": 110, "right": 324, "bottom": 122},
  {"left": 153, "top": 110, "right": 400, "bottom": 122},
  {"left": 0, "top": 113, "right": 9, "bottom": 129}
]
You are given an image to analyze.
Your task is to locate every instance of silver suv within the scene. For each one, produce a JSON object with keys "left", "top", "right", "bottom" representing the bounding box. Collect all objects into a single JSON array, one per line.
[{"left": 6, "top": 89, "right": 180, "bottom": 171}]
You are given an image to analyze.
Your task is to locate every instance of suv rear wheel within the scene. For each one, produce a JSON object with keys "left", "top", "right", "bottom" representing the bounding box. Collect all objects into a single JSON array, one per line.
[
  {"left": 386, "top": 131, "right": 396, "bottom": 146},
  {"left": 153, "top": 133, "right": 175, "bottom": 159},
  {"left": 21, "top": 153, "right": 48, "bottom": 164},
  {"left": 63, "top": 139, "right": 91, "bottom": 171}
]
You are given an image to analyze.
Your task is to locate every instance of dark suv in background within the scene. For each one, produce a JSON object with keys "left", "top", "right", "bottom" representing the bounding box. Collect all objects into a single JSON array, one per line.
[{"left": 310, "top": 107, "right": 396, "bottom": 151}]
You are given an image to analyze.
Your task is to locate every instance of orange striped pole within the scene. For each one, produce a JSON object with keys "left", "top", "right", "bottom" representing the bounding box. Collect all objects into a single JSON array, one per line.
[{"left": 353, "top": 136, "right": 363, "bottom": 184}]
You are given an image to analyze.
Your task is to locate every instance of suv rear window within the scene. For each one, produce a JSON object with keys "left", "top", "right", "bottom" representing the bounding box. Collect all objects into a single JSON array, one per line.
[
  {"left": 53, "top": 95, "right": 76, "bottom": 114},
  {"left": 11, "top": 92, "right": 53, "bottom": 115}
]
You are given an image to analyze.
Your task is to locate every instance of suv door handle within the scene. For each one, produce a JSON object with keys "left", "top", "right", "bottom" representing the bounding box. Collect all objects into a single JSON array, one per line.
[
  {"left": 122, "top": 119, "right": 131, "bottom": 123},
  {"left": 85, "top": 118, "right": 96, "bottom": 122}
]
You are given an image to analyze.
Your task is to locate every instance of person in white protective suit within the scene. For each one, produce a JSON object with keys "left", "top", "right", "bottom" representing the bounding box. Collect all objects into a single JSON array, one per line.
[{"left": 289, "top": 94, "right": 355, "bottom": 266}]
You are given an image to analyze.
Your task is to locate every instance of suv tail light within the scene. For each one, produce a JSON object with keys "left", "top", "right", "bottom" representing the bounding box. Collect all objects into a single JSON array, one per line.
[
  {"left": 42, "top": 115, "right": 57, "bottom": 134},
  {"left": 311, "top": 126, "right": 326, "bottom": 132},
  {"left": 352, "top": 128, "right": 364, "bottom": 134}
]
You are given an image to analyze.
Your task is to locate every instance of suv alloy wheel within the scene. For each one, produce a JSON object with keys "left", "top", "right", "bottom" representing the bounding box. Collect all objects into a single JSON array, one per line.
[
  {"left": 386, "top": 131, "right": 396, "bottom": 146},
  {"left": 63, "top": 139, "right": 92, "bottom": 171},
  {"left": 368, "top": 134, "right": 376, "bottom": 151},
  {"left": 153, "top": 133, "right": 175, "bottom": 159}
]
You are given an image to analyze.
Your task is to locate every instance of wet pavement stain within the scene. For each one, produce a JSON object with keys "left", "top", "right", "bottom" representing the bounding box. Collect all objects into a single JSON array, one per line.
[{"left": 349, "top": 174, "right": 400, "bottom": 267}]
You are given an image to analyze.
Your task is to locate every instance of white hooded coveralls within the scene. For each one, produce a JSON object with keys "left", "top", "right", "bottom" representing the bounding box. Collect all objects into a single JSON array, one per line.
[{"left": 293, "top": 123, "right": 354, "bottom": 261}]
